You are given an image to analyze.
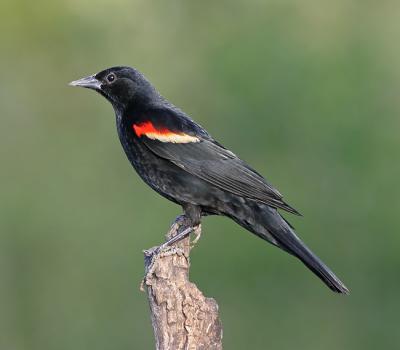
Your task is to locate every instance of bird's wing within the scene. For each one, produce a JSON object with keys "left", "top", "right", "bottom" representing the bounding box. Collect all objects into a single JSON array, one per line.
[{"left": 134, "top": 120, "right": 300, "bottom": 214}]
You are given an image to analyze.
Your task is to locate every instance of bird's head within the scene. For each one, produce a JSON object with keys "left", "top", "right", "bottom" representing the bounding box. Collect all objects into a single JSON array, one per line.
[{"left": 69, "top": 66, "right": 157, "bottom": 113}]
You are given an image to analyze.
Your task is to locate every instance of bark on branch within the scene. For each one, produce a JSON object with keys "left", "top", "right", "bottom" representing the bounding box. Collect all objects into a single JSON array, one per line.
[{"left": 142, "top": 215, "right": 223, "bottom": 350}]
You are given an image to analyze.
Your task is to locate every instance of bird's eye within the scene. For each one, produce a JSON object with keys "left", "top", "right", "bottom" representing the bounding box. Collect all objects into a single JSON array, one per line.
[{"left": 106, "top": 73, "right": 116, "bottom": 83}]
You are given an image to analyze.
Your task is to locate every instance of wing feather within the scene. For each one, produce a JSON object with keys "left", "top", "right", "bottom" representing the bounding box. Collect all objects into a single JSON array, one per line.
[{"left": 141, "top": 137, "right": 300, "bottom": 215}]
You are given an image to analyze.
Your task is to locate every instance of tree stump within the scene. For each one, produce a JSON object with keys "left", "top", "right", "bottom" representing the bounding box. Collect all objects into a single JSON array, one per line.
[{"left": 142, "top": 215, "right": 223, "bottom": 350}]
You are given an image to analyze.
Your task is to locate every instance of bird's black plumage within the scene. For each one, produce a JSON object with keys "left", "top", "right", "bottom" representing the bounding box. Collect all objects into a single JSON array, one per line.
[{"left": 70, "top": 66, "right": 349, "bottom": 294}]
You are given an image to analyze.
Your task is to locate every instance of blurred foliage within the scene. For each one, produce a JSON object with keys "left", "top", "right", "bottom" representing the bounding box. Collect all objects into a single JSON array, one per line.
[{"left": 1, "top": 0, "right": 400, "bottom": 349}]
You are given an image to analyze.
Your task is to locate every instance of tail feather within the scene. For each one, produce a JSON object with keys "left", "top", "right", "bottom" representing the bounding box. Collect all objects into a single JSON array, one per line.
[
  {"left": 277, "top": 229, "right": 349, "bottom": 294},
  {"left": 255, "top": 207, "right": 349, "bottom": 294}
]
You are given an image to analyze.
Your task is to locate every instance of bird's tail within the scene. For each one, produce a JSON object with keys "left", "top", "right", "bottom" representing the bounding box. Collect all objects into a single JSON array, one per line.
[{"left": 234, "top": 204, "right": 349, "bottom": 294}]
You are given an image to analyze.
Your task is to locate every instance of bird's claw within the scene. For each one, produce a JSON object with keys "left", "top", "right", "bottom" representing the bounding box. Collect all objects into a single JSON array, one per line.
[{"left": 190, "top": 225, "right": 202, "bottom": 247}]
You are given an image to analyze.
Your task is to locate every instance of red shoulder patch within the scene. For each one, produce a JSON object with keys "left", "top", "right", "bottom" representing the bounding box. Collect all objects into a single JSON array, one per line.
[
  {"left": 133, "top": 121, "right": 164, "bottom": 137},
  {"left": 132, "top": 121, "right": 199, "bottom": 143}
]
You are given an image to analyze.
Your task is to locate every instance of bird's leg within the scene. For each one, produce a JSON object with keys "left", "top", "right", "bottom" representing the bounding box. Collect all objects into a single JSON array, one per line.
[
  {"left": 157, "top": 225, "right": 194, "bottom": 251},
  {"left": 153, "top": 211, "right": 201, "bottom": 254},
  {"left": 143, "top": 216, "right": 190, "bottom": 257}
]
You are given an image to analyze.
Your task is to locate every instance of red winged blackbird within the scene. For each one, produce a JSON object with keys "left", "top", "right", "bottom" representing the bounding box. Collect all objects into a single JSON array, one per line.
[{"left": 70, "top": 66, "right": 349, "bottom": 294}]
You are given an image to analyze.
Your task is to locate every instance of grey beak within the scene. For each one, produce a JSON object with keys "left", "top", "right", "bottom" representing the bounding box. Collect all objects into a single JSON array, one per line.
[{"left": 69, "top": 75, "right": 102, "bottom": 90}]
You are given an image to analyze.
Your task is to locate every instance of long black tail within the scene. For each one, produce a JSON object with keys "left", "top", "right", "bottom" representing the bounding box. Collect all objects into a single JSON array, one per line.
[{"left": 238, "top": 204, "right": 349, "bottom": 294}]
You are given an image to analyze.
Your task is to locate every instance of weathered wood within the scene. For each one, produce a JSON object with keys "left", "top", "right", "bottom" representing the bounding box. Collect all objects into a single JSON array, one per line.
[{"left": 142, "top": 216, "right": 223, "bottom": 350}]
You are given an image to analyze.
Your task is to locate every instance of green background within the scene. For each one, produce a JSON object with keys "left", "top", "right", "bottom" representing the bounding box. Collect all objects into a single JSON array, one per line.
[{"left": 1, "top": 1, "right": 399, "bottom": 349}]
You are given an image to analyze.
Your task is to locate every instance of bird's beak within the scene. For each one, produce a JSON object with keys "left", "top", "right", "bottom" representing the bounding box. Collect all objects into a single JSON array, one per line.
[{"left": 69, "top": 75, "right": 102, "bottom": 90}]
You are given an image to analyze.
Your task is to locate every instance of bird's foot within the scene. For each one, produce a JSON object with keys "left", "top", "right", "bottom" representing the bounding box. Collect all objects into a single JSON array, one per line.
[{"left": 164, "top": 215, "right": 202, "bottom": 249}]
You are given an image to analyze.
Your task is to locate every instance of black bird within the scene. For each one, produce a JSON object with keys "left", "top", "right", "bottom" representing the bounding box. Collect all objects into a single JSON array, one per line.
[{"left": 70, "top": 66, "right": 349, "bottom": 294}]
